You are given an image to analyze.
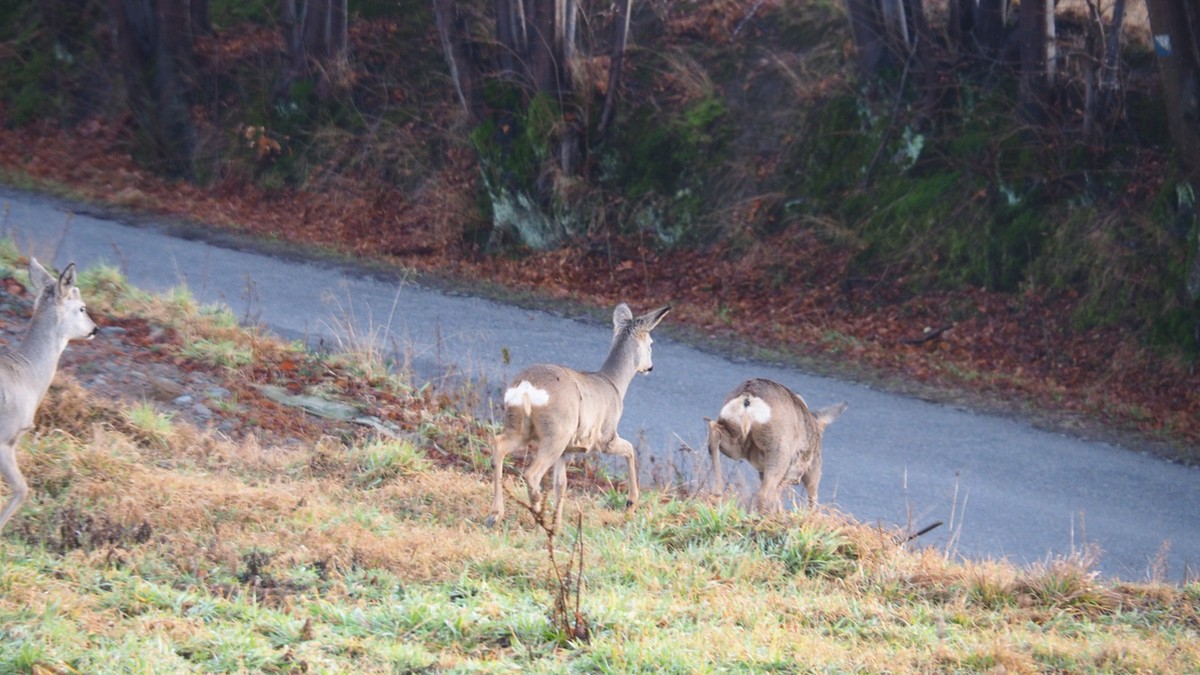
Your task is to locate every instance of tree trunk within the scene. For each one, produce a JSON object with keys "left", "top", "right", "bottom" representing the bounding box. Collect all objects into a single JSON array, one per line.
[
  {"left": 975, "top": 0, "right": 1008, "bottom": 60},
  {"left": 597, "top": 0, "right": 633, "bottom": 137},
  {"left": 191, "top": 0, "right": 212, "bottom": 37},
  {"left": 280, "top": 0, "right": 300, "bottom": 88},
  {"left": 316, "top": 0, "right": 348, "bottom": 61},
  {"left": 1145, "top": 0, "right": 1200, "bottom": 182},
  {"left": 433, "top": 0, "right": 478, "bottom": 117},
  {"left": 845, "top": 0, "right": 886, "bottom": 76},
  {"left": 528, "top": 0, "right": 560, "bottom": 95},
  {"left": 108, "top": 0, "right": 199, "bottom": 178},
  {"left": 1101, "top": 0, "right": 1127, "bottom": 94},
  {"left": 302, "top": 0, "right": 331, "bottom": 57},
  {"left": 879, "top": 0, "right": 911, "bottom": 55},
  {"left": 493, "top": 0, "right": 525, "bottom": 76},
  {"left": 905, "top": 0, "right": 942, "bottom": 124},
  {"left": 948, "top": 0, "right": 975, "bottom": 53},
  {"left": 1018, "top": 0, "right": 1054, "bottom": 120},
  {"left": 1084, "top": 0, "right": 1126, "bottom": 140},
  {"left": 904, "top": 0, "right": 928, "bottom": 52},
  {"left": 277, "top": 0, "right": 349, "bottom": 99},
  {"left": 561, "top": 0, "right": 576, "bottom": 66},
  {"left": 557, "top": 0, "right": 580, "bottom": 174}
]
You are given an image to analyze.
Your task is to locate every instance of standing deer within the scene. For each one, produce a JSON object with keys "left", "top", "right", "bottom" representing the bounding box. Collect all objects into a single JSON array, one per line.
[
  {"left": 706, "top": 378, "right": 846, "bottom": 514},
  {"left": 487, "top": 303, "right": 670, "bottom": 530},
  {"left": 0, "top": 258, "right": 98, "bottom": 533}
]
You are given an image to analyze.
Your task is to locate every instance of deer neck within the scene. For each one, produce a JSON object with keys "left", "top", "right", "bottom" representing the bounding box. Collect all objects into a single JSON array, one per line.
[
  {"left": 598, "top": 333, "right": 637, "bottom": 399},
  {"left": 14, "top": 306, "right": 69, "bottom": 393}
]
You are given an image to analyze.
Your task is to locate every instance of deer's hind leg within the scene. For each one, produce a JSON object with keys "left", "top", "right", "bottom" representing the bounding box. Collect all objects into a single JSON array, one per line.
[
  {"left": 551, "top": 457, "right": 569, "bottom": 532},
  {"left": 0, "top": 439, "right": 29, "bottom": 534},
  {"left": 753, "top": 469, "right": 785, "bottom": 514},
  {"left": 486, "top": 430, "right": 526, "bottom": 527},
  {"left": 521, "top": 432, "right": 569, "bottom": 526}
]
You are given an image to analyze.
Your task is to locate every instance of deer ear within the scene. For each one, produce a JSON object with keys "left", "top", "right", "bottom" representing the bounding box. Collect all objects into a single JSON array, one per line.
[
  {"left": 57, "top": 263, "right": 78, "bottom": 294},
  {"left": 639, "top": 305, "right": 671, "bottom": 331},
  {"left": 815, "top": 402, "right": 848, "bottom": 429},
  {"left": 28, "top": 257, "right": 54, "bottom": 294},
  {"left": 612, "top": 303, "right": 633, "bottom": 329}
]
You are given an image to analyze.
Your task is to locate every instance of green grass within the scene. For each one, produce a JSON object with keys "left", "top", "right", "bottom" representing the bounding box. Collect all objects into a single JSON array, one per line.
[
  {"left": 349, "top": 438, "right": 432, "bottom": 489},
  {"left": 124, "top": 402, "right": 176, "bottom": 448},
  {"left": 0, "top": 234, "right": 19, "bottom": 278},
  {"left": 3, "top": 451, "right": 1198, "bottom": 671},
  {"left": 180, "top": 336, "right": 255, "bottom": 368}
]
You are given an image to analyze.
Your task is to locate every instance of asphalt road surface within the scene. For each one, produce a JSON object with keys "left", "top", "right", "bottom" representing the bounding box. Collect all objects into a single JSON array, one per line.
[{"left": 4, "top": 186, "right": 1197, "bottom": 581}]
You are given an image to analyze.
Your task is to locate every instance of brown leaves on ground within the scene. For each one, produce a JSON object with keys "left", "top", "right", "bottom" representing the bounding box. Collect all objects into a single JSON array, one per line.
[{"left": 1, "top": 117, "right": 1197, "bottom": 462}]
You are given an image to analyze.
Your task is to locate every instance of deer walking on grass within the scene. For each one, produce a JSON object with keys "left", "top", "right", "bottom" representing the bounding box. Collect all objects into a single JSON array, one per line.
[
  {"left": 487, "top": 303, "right": 670, "bottom": 530},
  {"left": 0, "top": 259, "right": 97, "bottom": 533},
  {"left": 706, "top": 378, "right": 846, "bottom": 514}
]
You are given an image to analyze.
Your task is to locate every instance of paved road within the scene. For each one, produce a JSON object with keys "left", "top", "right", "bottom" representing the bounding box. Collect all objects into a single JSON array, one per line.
[{"left": 4, "top": 186, "right": 1198, "bottom": 581}]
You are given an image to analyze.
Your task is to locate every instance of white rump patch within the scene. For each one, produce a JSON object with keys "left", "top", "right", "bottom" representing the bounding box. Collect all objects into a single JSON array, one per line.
[
  {"left": 719, "top": 395, "right": 772, "bottom": 426},
  {"left": 504, "top": 381, "right": 551, "bottom": 408}
]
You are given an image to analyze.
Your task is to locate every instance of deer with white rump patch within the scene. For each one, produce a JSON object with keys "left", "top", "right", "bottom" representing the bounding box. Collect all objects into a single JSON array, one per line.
[
  {"left": 0, "top": 259, "right": 98, "bottom": 533},
  {"left": 487, "top": 303, "right": 670, "bottom": 530},
  {"left": 706, "top": 378, "right": 846, "bottom": 514}
]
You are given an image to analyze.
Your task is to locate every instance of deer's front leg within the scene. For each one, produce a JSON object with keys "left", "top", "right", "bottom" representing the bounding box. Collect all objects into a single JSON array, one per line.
[
  {"left": 551, "top": 457, "right": 569, "bottom": 533},
  {"left": 709, "top": 442, "right": 726, "bottom": 496},
  {"left": 606, "top": 436, "right": 639, "bottom": 510},
  {"left": 0, "top": 437, "right": 30, "bottom": 534}
]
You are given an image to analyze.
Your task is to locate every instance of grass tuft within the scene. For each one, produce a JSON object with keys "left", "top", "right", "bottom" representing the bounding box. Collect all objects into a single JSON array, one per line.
[
  {"left": 124, "top": 402, "right": 176, "bottom": 447},
  {"left": 181, "top": 336, "right": 255, "bottom": 368},
  {"left": 350, "top": 438, "right": 432, "bottom": 488}
]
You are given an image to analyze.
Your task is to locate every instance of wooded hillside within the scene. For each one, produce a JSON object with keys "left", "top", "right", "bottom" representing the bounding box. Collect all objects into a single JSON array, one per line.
[{"left": 1, "top": 0, "right": 1199, "bottom": 457}]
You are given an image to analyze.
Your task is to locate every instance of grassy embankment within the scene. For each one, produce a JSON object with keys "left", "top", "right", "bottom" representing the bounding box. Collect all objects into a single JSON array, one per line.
[{"left": 0, "top": 246, "right": 1198, "bottom": 672}]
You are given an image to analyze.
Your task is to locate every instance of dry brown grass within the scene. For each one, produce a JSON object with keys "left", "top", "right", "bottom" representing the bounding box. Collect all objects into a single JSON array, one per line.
[{"left": 19, "top": 409, "right": 542, "bottom": 585}]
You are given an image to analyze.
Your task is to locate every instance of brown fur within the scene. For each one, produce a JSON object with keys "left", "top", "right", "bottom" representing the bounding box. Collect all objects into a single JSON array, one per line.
[
  {"left": 487, "top": 303, "right": 670, "bottom": 530},
  {"left": 706, "top": 378, "right": 846, "bottom": 513}
]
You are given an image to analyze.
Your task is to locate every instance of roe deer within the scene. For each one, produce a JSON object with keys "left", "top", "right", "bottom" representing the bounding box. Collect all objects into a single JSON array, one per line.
[
  {"left": 706, "top": 378, "right": 846, "bottom": 514},
  {"left": 487, "top": 303, "right": 670, "bottom": 530},
  {"left": 0, "top": 258, "right": 98, "bottom": 533}
]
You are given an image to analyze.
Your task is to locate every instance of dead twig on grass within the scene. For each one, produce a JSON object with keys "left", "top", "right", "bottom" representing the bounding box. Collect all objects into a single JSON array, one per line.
[{"left": 511, "top": 489, "right": 591, "bottom": 644}]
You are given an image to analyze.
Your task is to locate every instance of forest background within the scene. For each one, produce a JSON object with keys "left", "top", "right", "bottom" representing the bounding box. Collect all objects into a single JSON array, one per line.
[{"left": 1, "top": 0, "right": 1199, "bottom": 460}]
